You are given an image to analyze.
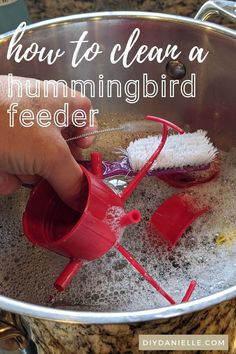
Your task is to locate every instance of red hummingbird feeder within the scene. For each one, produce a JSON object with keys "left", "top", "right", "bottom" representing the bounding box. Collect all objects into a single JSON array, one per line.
[{"left": 23, "top": 116, "right": 196, "bottom": 304}]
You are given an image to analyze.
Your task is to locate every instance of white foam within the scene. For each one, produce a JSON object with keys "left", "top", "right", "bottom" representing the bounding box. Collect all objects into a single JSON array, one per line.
[
  {"left": 0, "top": 149, "right": 235, "bottom": 311},
  {"left": 104, "top": 206, "right": 125, "bottom": 242}
]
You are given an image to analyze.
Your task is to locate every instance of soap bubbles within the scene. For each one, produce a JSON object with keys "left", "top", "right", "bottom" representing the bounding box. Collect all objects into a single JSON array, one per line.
[{"left": 0, "top": 149, "right": 236, "bottom": 311}]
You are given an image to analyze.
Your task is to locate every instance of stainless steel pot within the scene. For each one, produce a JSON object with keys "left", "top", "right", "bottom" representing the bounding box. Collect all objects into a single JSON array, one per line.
[{"left": 0, "top": 0, "right": 235, "bottom": 352}]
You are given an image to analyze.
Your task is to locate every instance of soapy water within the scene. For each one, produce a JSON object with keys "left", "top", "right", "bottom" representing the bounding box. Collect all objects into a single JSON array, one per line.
[
  {"left": 0, "top": 149, "right": 236, "bottom": 311},
  {"left": 104, "top": 206, "right": 125, "bottom": 242}
]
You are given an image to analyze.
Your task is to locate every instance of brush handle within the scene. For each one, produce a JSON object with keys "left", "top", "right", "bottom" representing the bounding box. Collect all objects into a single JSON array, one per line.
[
  {"left": 22, "top": 160, "right": 210, "bottom": 190},
  {"left": 80, "top": 158, "right": 135, "bottom": 177},
  {"left": 79, "top": 158, "right": 210, "bottom": 178}
]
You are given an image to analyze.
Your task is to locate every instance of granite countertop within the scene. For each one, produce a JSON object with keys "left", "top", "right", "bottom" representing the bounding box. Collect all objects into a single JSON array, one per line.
[
  {"left": 14, "top": 1, "right": 236, "bottom": 353},
  {"left": 26, "top": 298, "right": 236, "bottom": 354},
  {"left": 26, "top": 0, "right": 236, "bottom": 29},
  {"left": 26, "top": 0, "right": 205, "bottom": 21}
]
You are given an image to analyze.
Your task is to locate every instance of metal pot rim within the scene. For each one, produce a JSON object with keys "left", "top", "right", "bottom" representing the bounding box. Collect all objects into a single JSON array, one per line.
[
  {"left": 0, "top": 285, "right": 235, "bottom": 323},
  {"left": 0, "top": 11, "right": 235, "bottom": 323}
]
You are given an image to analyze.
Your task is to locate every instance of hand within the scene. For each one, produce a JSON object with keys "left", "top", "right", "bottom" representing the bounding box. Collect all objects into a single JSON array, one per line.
[{"left": 0, "top": 75, "right": 96, "bottom": 210}]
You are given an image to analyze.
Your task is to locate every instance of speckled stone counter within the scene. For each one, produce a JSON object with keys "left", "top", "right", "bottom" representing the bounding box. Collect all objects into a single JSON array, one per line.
[
  {"left": 26, "top": 0, "right": 205, "bottom": 21},
  {"left": 25, "top": 298, "right": 236, "bottom": 354},
  {"left": 25, "top": 0, "right": 236, "bottom": 28},
  {"left": 17, "top": 1, "right": 236, "bottom": 353}
]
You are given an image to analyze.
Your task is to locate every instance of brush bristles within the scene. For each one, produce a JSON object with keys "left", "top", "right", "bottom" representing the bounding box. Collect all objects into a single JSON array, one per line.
[{"left": 124, "top": 130, "right": 218, "bottom": 171}]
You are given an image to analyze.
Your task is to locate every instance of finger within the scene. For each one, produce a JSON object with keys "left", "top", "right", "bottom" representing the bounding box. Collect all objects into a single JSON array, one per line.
[
  {"left": 42, "top": 141, "right": 86, "bottom": 211},
  {"left": 67, "top": 93, "right": 92, "bottom": 129},
  {"left": 65, "top": 121, "right": 98, "bottom": 151},
  {"left": 0, "top": 173, "right": 21, "bottom": 195},
  {"left": 66, "top": 93, "right": 98, "bottom": 148},
  {"left": 74, "top": 115, "right": 98, "bottom": 147},
  {"left": 73, "top": 125, "right": 98, "bottom": 149},
  {"left": 17, "top": 174, "right": 40, "bottom": 186},
  {"left": 65, "top": 121, "right": 98, "bottom": 160},
  {"left": 68, "top": 143, "right": 83, "bottom": 161}
]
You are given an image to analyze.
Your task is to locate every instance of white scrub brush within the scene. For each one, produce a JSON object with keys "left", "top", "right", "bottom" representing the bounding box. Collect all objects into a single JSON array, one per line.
[
  {"left": 69, "top": 123, "right": 218, "bottom": 177},
  {"left": 125, "top": 130, "right": 218, "bottom": 172}
]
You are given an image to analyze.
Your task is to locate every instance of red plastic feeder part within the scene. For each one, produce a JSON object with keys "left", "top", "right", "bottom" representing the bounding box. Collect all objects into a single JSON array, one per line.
[
  {"left": 23, "top": 165, "right": 123, "bottom": 261},
  {"left": 23, "top": 116, "right": 197, "bottom": 304},
  {"left": 23, "top": 164, "right": 141, "bottom": 291},
  {"left": 150, "top": 193, "right": 210, "bottom": 247}
]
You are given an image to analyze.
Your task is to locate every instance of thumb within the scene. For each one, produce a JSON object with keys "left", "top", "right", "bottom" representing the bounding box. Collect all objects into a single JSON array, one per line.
[{"left": 43, "top": 142, "right": 85, "bottom": 211}]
